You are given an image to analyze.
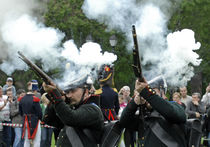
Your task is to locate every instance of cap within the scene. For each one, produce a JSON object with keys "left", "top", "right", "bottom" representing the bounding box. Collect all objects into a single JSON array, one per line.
[
  {"left": 64, "top": 75, "right": 93, "bottom": 93},
  {"left": 7, "top": 77, "right": 13, "bottom": 82},
  {"left": 31, "top": 79, "right": 38, "bottom": 83},
  {"left": 98, "top": 64, "right": 114, "bottom": 85}
]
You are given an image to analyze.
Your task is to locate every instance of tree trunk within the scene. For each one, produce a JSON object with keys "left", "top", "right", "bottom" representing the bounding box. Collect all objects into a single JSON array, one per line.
[{"left": 190, "top": 72, "right": 202, "bottom": 95}]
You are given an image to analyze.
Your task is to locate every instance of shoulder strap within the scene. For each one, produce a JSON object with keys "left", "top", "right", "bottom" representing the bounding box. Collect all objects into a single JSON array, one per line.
[
  {"left": 66, "top": 126, "right": 84, "bottom": 147},
  {"left": 148, "top": 121, "right": 180, "bottom": 147}
]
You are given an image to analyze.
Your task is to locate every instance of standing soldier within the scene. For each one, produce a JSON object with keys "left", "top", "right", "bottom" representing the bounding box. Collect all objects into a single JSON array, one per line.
[
  {"left": 95, "top": 64, "right": 120, "bottom": 121},
  {"left": 18, "top": 81, "right": 42, "bottom": 147},
  {"left": 42, "top": 75, "right": 104, "bottom": 147}
]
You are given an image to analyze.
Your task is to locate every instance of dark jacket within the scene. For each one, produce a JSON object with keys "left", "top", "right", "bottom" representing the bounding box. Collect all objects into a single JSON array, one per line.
[
  {"left": 10, "top": 100, "right": 22, "bottom": 125},
  {"left": 120, "top": 86, "right": 187, "bottom": 147},
  {"left": 18, "top": 93, "right": 42, "bottom": 139},
  {"left": 186, "top": 101, "right": 206, "bottom": 119},
  {"left": 96, "top": 85, "right": 120, "bottom": 120},
  {"left": 43, "top": 90, "right": 104, "bottom": 147}
]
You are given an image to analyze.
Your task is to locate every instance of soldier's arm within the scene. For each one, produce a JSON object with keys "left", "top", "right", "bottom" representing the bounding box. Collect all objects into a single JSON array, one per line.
[
  {"left": 49, "top": 89, "right": 104, "bottom": 129},
  {"left": 43, "top": 104, "right": 64, "bottom": 129},
  {"left": 140, "top": 86, "right": 186, "bottom": 123},
  {"left": 33, "top": 97, "right": 43, "bottom": 120},
  {"left": 119, "top": 99, "right": 139, "bottom": 131}
]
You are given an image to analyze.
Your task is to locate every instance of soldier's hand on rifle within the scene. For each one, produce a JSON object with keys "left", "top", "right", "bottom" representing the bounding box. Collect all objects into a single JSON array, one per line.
[
  {"left": 42, "top": 82, "right": 57, "bottom": 93},
  {"left": 135, "top": 78, "right": 148, "bottom": 93}
]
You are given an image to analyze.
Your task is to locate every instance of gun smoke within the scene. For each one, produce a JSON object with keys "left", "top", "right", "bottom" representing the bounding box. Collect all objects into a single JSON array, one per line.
[
  {"left": 0, "top": 0, "right": 117, "bottom": 87},
  {"left": 82, "top": 0, "right": 202, "bottom": 87}
]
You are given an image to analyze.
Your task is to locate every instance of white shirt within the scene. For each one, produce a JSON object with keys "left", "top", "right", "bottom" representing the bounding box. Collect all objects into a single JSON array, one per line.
[
  {"left": 201, "top": 92, "right": 210, "bottom": 107},
  {"left": 0, "top": 95, "right": 10, "bottom": 121},
  {"left": 181, "top": 95, "right": 192, "bottom": 108}
]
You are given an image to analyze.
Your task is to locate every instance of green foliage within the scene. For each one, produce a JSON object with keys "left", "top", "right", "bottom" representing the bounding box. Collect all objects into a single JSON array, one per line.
[
  {"left": 168, "top": 0, "right": 210, "bottom": 92},
  {"left": 44, "top": 0, "right": 136, "bottom": 91}
]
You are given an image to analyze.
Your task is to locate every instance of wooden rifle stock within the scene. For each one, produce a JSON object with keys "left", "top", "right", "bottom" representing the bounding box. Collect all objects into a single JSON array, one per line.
[
  {"left": 132, "top": 25, "right": 144, "bottom": 82},
  {"left": 18, "top": 51, "right": 64, "bottom": 95}
]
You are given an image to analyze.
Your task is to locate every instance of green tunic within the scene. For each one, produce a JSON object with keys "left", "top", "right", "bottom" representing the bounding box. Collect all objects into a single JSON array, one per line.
[
  {"left": 43, "top": 89, "right": 104, "bottom": 147},
  {"left": 120, "top": 86, "right": 187, "bottom": 147}
]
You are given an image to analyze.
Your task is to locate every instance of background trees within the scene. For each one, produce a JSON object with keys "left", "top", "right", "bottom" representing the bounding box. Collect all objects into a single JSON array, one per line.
[{"left": 0, "top": 0, "right": 209, "bottom": 94}]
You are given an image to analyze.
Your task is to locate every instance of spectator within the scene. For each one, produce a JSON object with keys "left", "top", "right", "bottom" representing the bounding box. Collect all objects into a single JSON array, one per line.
[
  {"left": 119, "top": 86, "right": 132, "bottom": 103},
  {"left": 186, "top": 92, "right": 206, "bottom": 119},
  {"left": 18, "top": 81, "right": 42, "bottom": 147},
  {"left": 1, "top": 88, "right": 13, "bottom": 147},
  {"left": 118, "top": 94, "right": 127, "bottom": 118},
  {"left": 0, "top": 86, "right": 8, "bottom": 146},
  {"left": 201, "top": 83, "right": 210, "bottom": 109},
  {"left": 10, "top": 89, "right": 25, "bottom": 147},
  {"left": 172, "top": 92, "right": 186, "bottom": 109},
  {"left": 180, "top": 86, "right": 192, "bottom": 108},
  {"left": 3, "top": 77, "right": 16, "bottom": 97},
  {"left": 40, "top": 93, "right": 53, "bottom": 147}
]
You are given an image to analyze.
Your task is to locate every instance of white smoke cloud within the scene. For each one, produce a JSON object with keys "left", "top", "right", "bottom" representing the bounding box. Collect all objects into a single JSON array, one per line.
[
  {"left": 0, "top": 0, "right": 117, "bottom": 89},
  {"left": 159, "top": 29, "right": 201, "bottom": 86},
  {"left": 0, "top": 14, "right": 64, "bottom": 74},
  {"left": 82, "top": 0, "right": 201, "bottom": 86},
  {"left": 58, "top": 41, "right": 117, "bottom": 88}
]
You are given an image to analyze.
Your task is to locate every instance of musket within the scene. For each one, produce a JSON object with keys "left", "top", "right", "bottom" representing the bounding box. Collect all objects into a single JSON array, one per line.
[
  {"left": 132, "top": 25, "right": 144, "bottom": 82},
  {"left": 131, "top": 25, "right": 145, "bottom": 139},
  {"left": 18, "top": 51, "right": 65, "bottom": 95}
]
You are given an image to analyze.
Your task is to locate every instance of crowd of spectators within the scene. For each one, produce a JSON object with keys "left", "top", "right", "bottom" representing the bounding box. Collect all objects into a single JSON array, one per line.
[{"left": 0, "top": 76, "right": 210, "bottom": 147}]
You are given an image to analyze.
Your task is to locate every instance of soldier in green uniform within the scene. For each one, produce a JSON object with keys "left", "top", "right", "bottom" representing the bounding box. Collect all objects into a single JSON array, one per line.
[
  {"left": 120, "top": 78, "right": 187, "bottom": 147},
  {"left": 42, "top": 75, "right": 104, "bottom": 147}
]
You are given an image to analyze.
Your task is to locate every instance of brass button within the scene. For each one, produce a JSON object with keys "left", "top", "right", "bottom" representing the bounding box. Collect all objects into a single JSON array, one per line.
[
  {"left": 149, "top": 89, "right": 152, "bottom": 92},
  {"left": 142, "top": 144, "right": 144, "bottom": 146},
  {"left": 142, "top": 137, "right": 144, "bottom": 140}
]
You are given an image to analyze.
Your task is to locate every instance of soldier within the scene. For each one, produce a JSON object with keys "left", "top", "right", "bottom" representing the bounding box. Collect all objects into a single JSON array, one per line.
[
  {"left": 42, "top": 75, "right": 104, "bottom": 147},
  {"left": 18, "top": 81, "right": 42, "bottom": 147},
  {"left": 95, "top": 64, "right": 120, "bottom": 121},
  {"left": 120, "top": 78, "right": 187, "bottom": 147}
]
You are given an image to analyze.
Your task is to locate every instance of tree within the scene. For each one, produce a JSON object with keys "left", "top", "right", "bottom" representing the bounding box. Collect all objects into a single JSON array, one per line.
[
  {"left": 44, "top": 0, "right": 135, "bottom": 91},
  {"left": 168, "top": 0, "right": 210, "bottom": 94}
]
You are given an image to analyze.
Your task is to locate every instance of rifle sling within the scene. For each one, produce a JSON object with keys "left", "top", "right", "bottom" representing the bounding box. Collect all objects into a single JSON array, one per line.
[
  {"left": 148, "top": 121, "right": 179, "bottom": 147},
  {"left": 65, "top": 126, "right": 84, "bottom": 147}
]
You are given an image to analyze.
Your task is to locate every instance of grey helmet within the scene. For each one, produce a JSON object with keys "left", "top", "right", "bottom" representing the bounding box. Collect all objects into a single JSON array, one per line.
[
  {"left": 148, "top": 75, "right": 167, "bottom": 94},
  {"left": 64, "top": 75, "right": 93, "bottom": 93}
]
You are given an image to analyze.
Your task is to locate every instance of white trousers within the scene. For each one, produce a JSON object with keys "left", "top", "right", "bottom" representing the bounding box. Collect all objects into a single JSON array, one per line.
[{"left": 24, "top": 122, "right": 41, "bottom": 147}]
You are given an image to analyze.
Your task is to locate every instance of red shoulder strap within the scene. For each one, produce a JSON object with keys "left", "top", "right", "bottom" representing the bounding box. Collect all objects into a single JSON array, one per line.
[
  {"left": 18, "top": 96, "right": 23, "bottom": 102},
  {"left": 33, "top": 96, "right": 40, "bottom": 102}
]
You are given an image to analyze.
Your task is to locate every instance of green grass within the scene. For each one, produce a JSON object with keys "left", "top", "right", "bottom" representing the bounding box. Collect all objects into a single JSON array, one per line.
[{"left": 51, "top": 133, "right": 56, "bottom": 147}]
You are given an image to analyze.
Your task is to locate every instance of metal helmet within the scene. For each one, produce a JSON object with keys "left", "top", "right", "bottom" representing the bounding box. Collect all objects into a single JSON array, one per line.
[
  {"left": 148, "top": 75, "right": 167, "bottom": 94},
  {"left": 64, "top": 75, "right": 93, "bottom": 93}
]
